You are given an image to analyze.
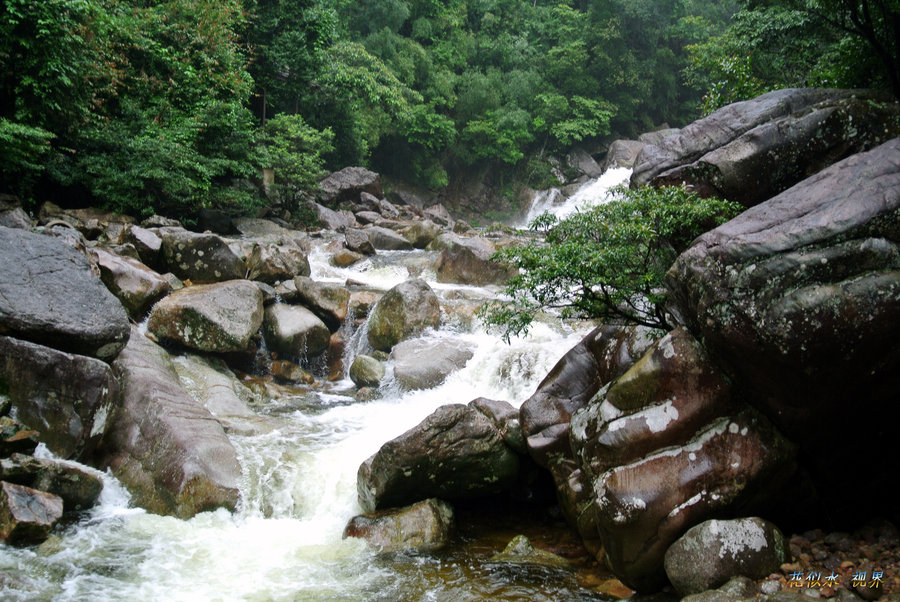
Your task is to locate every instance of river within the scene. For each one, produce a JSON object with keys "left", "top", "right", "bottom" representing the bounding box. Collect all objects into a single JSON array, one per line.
[{"left": 0, "top": 170, "right": 630, "bottom": 601}]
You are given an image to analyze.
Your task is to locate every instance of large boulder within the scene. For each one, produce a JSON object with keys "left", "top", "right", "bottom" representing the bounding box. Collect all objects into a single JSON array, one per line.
[
  {"left": 357, "top": 404, "right": 520, "bottom": 512},
  {"left": 0, "top": 198, "right": 31, "bottom": 229},
  {"left": 632, "top": 88, "right": 900, "bottom": 207},
  {"left": 160, "top": 229, "right": 246, "bottom": 283},
  {"left": 242, "top": 241, "right": 310, "bottom": 284},
  {"left": 365, "top": 226, "right": 414, "bottom": 251},
  {"left": 344, "top": 228, "right": 376, "bottom": 255},
  {"left": 349, "top": 355, "right": 385, "bottom": 389},
  {"left": 0, "top": 336, "right": 117, "bottom": 459},
  {"left": 366, "top": 279, "right": 441, "bottom": 352},
  {"left": 262, "top": 303, "right": 331, "bottom": 359},
  {"left": 293, "top": 276, "right": 350, "bottom": 332},
  {"left": 318, "top": 166, "right": 383, "bottom": 205},
  {"left": 391, "top": 337, "right": 473, "bottom": 390},
  {"left": 0, "top": 226, "right": 130, "bottom": 360},
  {"left": 434, "top": 234, "right": 517, "bottom": 286},
  {"left": 98, "top": 328, "right": 241, "bottom": 518},
  {"left": 121, "top": 225, "right": 164, "bottom": 271},
  {"left": 0, "top": 481, "right": 64, "bottom": 545},
  {"left": 92, "top": 247, "right": 172, "bottom": 318},
  {"left": 343, "top": 498, "right": 455, "bottom": 553},
  {"left": 664, "top": 517, "right": 788, "bottom": 597},
  {"left": 665, "top": 137, "right": 900, "bottom": 520},
  {"left": 400, "top": 220, "right": 442, "bottom": 249},
  {"left": 147, "top": 280, "right": 264, "bottom": 353},
  {"left": 602, "top": 139, "right": 648, "bottom": 171}
]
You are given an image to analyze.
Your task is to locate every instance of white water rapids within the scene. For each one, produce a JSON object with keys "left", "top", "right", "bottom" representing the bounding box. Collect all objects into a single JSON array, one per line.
[{"left": 0, "top": 170, "right": 629, "bottom": 601}]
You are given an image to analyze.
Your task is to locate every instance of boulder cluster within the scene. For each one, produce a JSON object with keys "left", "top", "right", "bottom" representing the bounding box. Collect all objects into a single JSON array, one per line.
[
  {"left": 350, "top": 89, "right": 900, "bottom": 599},
  {"left": 0, "top": 166, "right": 519, "bottom": 545}
]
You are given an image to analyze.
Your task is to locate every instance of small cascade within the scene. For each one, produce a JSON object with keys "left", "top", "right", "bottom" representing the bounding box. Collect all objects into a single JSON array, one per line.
[{"left": 522, "top": 166, "right": 633, "bottom": 226}]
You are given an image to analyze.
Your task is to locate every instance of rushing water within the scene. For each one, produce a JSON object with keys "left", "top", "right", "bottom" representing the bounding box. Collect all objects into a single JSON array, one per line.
[
  {"left": 1, "top": 172, "right": 630, "bottom": 601},
  {"left": 522, "top": 167, "right": 632, "bottom": 225}
]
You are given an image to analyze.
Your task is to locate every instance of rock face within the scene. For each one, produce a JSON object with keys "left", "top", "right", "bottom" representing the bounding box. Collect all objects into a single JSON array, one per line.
[
  {"left": 664, "top": 518, "right": 787, "bottom": 597},
  {"left": 263, "top": 303, "right": 331, "bottom": 358},
  {"left": 343, "top": 498, "right": 455, "bottom": 553},
  {"left": 357, "top": 404, "right": 520, "bottom": 512},
  {"left": 99, "top": 329, "right": 241, "bottom": 518},
  {"left": 391, "top": 337, "right": 473, "bottom": 390},
  {"left": 0, "top": 454, "right": 104, "bottom": 511},
  {"left": 148, "top": 280, "right": 264, "bottom": 353},
  {"left": 666, "top": 137, "right": 900, "bottom": 520},
  {"left": 434, "top": 234, "right": 517, "bottom": 285},
  {"left": 93, "top": 247, "right": 172, "bottom": 318},
  {"left": 366, "top": 279, "right": 441, "bottom": 352},
  {"left": 318, "top": 166, "right": 382, "bottom": 205},
  {"left": 0, "top": 481, "right": 64, "bottom": 545},
  {"left": 160, "top": 229, "right": 246, "bottom": 283},
  {"left": 0, "top": 336, "right": 117, "bottom": 459},
  {"left": 632, "top": 88, "right": 900, "bottom": 207},
  {"left": 0, "top": 226, "right": 130, "bottom": 360}
]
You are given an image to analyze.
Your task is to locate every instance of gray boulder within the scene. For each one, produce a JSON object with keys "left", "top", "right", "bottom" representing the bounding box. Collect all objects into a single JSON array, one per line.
[
  {"left": 148, "top": 280, "right": 264, "bottom": 353},
  {"left": 365, "top": 226, "right": 414, "bottom": 251},
  {"left": 391, "top": 337, "right": 473, "bottom": 390},
  {"left": 0, "top": 336, "right": 117, "bottom": 459},
  {"left": 0, "top": 226, "right": 130, "bottom": 360},
  {"left": 632, "top": 88, "right": 900, "bottom": 207},
  {"left": 98, "top": 328, "right": 241, "bottom": 518},
  {"left": 400, "top": 220, "right": 442, "bottom": 249},
  {"left": 92, "top": 247, "right": 172, "bottom": 318},
  {"left": 344, "top": 228, "right": 376, "bottom": 255},
  {"left": 263, "top": 303, "right": 330, "bottom": 358},
  {"left": 0, "top": 198, "right": 31, "bottom": 229},
  {"left": 357, "top": 403, "right": 520, "bottom": 512},
  {"left": 424, "top": 204, "right": 454, "bottom": 227},
  {"left": 311, "top": 202, "right": 355, "bottom": 231},
  {"left": 602, "top": 139, "right": 648, "bottom": 171},
  {"left": 433, "top": 234, "right": 517, "bottom": 286},
  {"left": 0, "top": 454, "right": 103, "bottom": 512},
  {"left": 318, "top": 166, "right": 383, "bottom": 205},
  {"left": 366, "top": 279, "right": 441, "bottom": 352},
  {"left": 293, "top": 276, "right": 350, "bottom": 332},
  {"left": 242, "top": 241, "right": 310, "bottom": 284},
  {"left": 666, "top": 137, "right": 900, "bottom": 520},
  {"left": 160, "top": 229, "right": 246, "bottom": 282},
  {"left": 343, "top": 498, "right": 454, "bottom": 553},
  {"left": 0, "top": 481, "right": 64, "bottom": 545},
  {"left": 121, "top": 225, "right": 164, "bottom": 271},
  {"left": 665, "top": 518, "right": 788, "bottom": 597}
]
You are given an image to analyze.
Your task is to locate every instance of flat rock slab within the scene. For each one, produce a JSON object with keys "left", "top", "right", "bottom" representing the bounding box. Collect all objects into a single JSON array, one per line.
[{"left": 0, "top": 226, "right": 130, "bottom": 360}]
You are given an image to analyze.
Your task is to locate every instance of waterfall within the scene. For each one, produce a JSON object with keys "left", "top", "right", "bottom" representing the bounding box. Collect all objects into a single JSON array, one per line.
[{"left": 522, "top": 166, "right": 633, "bottom": 226}]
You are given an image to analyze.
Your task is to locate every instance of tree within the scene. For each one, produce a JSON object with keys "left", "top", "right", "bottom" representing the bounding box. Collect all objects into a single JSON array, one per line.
[{"left": 479, "top": 186, "right": 743, "bottom": 339}]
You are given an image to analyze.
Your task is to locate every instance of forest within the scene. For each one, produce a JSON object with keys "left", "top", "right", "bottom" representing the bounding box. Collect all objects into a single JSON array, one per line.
[{"left": 1, "top": 0, "right": 897, "bottom": 220}]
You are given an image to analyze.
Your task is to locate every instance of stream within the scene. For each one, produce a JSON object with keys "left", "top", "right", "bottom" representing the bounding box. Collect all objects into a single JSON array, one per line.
[{"left": 0, "top": 170, "right": 631, "bottom": 601}]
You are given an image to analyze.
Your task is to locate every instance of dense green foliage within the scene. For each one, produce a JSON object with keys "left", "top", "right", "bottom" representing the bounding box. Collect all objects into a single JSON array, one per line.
[
  {"left": 686, "top": 0, "right": 900, "bottom": 113},
  {"left": 480, "top": 187, "right": 743, "bottom": 337},
  {"left": 1, "top": 0, "right": 894, "bottom": 218}
]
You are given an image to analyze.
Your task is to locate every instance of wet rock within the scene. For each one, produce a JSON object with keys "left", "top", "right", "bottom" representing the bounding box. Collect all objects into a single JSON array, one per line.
[
  {"left": 344, "top": 228, "right": 376, "bottom": 255},
  {"left": 469, "top": 398, "right": 526, "bottom": 455},
  {"left": 349, "top": 290, "right": 381, "bottom": 320},
  {"left": 666, "top": 137, "right": 900, "bottom": 521},
  {"left": 160, "top": 229, "right": 246, "bottom": 283},
  {"left": 602, "top": 139, "right": 648, "bottom": 170},
  {"left": 365, "top": 226, "right": 414, "bottom": 251},
  {"left": 424, "top": 204, "right": 454, "bottom": 227},
  {"left": 332, "top": 248, "right": 365, "bottom": 267},
  {"left": 242, "top": 241, "right": 310, "bottom": 284},
  {"left": 488, "top": 534, "right": 573, "bottom": 571},
  {"left": 0, "top": 481, "right": 64, "bottom": 545},
  {"left": 391, "top": 337, "right": 473, "bottom": 390},
  {"left": 366, "top": 279, "right": 441, "bottom": 352},
  {"left": 148, "top": 280, "right": 264, "bottom": 353},
  {"left": 262, "top": 303, "right": 330, "bottom": 359},
  {"left": 592, "top": 409, "right": 796, "bottom": 592},
  {"left": 318, "top": 166, "right": 383, "bottom": 205},
  {"left": 434, "top": 234, "right": 517, "bottom": 286},
  {"left": 0, "top": 454, "right": 103, "bottom": 511},
  {"left": 400, "top": 220, "right": 442, "bottom": 249},
  {"left": 0, "top": 226, "right": 131, "bottom": 360},
  {"left": 349, "top": 355, "right": 385, "bottom": 389},
  {"left": 640, "top": 91, "right": 900, "bottom": 207},
  {"left": 293, "top": 276, "right": 350, "bottom": 332},
  {"left": 0, "top": 336, "right": 117, "bottom": 459},
  {"left": 0, "top": 417, "right": 39, "bottom": 457},
  {"left": 99, "top": 328, "right": 241, "bottom": 518},
  {"left": 357, "top": 403, "right": 520, "bottom": 512},
  {"left": 666, "top": 518, "right": 789, "bottom": 597},
  {"left": 343, "top": 498, "right": 454, "bottom": 553},
  {"left": 269, "top": 359, "right": 315, "bottom": 385},
  {"left": 92, "top": 247, "right": 172, "bottom": 318},
  {"left": 520, "top": 324, "right": 662, "bottom": 470}
]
